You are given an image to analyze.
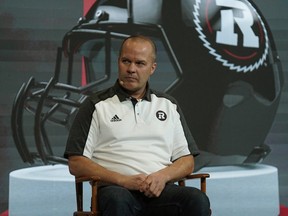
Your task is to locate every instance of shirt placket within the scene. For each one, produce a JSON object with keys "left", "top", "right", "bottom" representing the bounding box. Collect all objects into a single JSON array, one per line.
[{"left": 130, "top": 98, "right": 144, "bottom": 124}]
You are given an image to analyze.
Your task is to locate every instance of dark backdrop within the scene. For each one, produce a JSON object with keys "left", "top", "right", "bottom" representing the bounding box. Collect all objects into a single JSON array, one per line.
[{"left": 0, "top": 0, "right": 287, "bottom": 212}]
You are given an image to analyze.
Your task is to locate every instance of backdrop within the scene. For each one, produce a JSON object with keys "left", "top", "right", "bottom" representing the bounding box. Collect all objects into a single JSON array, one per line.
[{"left": 0, "top": 0, "right": 287, "bottom": 212}]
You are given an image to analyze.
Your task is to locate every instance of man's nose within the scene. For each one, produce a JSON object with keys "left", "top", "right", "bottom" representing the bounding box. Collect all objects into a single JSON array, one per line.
[{"left": 127, "top": 63, "right": 136, "bottom": 73}]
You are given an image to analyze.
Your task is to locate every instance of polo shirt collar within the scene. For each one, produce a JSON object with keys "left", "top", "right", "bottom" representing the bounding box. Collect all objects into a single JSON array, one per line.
[{"left": 114, "top": 79, "right": 152, "bottom": 102}]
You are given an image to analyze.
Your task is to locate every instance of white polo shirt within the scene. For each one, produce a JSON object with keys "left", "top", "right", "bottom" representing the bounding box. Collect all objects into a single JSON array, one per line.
[{"left": 64, "top": 81, "right": 199, "bottom": 175}]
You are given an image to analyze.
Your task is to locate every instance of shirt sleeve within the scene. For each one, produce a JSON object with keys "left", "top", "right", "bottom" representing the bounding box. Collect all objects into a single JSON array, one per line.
[
  {"left": 175, "top": 99, "right": 200, "bottom": 157},
  {"left": 63, "top": 97, "right": 95, "bottom": 159}
]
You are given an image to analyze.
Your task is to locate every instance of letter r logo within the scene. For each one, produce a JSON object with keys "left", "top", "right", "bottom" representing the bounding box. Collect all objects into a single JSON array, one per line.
[
  {"left": 193, "top": 0, "right": 269, "bottom": 72},
  {"left": 156, "top": 111, "right": 167, "bottom": 121},
  {"left": 216, "top": 0, "right": 259, "bottom": 48}
]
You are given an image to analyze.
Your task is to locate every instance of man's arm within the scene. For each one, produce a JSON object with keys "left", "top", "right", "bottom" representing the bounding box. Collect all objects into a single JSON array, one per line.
[
  {"left": 68, "top": 155, "right": 148, "bottom": 190},
  {"left": 140, "top": 155, "right": 194, "bottom": 197},
  {"left": 159, "top": 154, "right": 194, "bottom": 182}
]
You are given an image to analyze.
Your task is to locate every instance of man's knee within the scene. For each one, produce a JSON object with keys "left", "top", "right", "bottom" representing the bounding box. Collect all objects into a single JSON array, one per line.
[
  {"left": 98, "top": 186, "right": 141, "bottom": 215},
  {"left": 185, "top": 187, "right": 211, "bottom": 215}
]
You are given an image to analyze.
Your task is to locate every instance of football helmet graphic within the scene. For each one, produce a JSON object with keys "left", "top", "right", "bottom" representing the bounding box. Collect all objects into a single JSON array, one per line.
[{"left": 11, "top": 0, "right": 283, "bottom": 169}]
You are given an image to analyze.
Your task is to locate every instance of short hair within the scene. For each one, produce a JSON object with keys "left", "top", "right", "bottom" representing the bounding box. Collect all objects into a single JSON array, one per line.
[{"left": 119, "top": 35, "right": 157, "bottom": 62}]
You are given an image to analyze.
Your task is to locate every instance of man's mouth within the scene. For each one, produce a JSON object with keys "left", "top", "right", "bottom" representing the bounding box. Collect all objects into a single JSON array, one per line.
[{"left": 125, "top": 77, "right": 137, "bottom": 82}]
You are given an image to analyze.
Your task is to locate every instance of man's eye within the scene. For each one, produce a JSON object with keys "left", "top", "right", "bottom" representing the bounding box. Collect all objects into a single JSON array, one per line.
[
  {"left": 136, "top": 62, "right": 145, "bottom": 66},
  {"left": 122, "top": 59, "right": 130, "bottom": 64}
]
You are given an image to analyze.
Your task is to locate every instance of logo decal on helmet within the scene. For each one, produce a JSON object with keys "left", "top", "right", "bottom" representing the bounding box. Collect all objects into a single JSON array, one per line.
[{"left": 193, "top": 0, "right": 269, "bottom": 73}]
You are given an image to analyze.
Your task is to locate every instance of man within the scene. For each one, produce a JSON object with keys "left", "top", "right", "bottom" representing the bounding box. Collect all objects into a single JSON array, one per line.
[{"left": 64, "top": 35, "right": 210, "bottom": 215}]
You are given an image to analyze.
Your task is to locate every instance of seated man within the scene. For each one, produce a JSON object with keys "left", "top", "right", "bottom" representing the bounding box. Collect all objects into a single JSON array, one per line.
[{"left": 64, "top": 35, "right": 210, "bottom": 216}]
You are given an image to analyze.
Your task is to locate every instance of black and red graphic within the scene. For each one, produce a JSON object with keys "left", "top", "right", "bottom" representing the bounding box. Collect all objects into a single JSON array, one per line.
[
  {"left": 193, "top": 0, "right": 269, "bottom": 73},
  {"left": 11, "top": 0, "right": 283, "bottom": 169}
]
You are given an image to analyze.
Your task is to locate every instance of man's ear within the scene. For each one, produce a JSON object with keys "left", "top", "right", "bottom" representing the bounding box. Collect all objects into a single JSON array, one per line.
[{"left": 150, "top": 62, "right": 157, "bottom": 75}]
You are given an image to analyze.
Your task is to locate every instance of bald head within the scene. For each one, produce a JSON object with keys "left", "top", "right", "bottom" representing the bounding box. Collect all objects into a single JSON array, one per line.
[{"left": 119, "top": 35, "right": 157, "bottom": 62}]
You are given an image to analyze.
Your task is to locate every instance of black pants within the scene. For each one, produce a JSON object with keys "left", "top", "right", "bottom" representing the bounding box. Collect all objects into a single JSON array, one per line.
[{"left": 98, "top": 183, "right": 210, "bottom": 216}]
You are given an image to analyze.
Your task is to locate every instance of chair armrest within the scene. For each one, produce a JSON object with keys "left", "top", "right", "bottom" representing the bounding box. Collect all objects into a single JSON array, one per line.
[
  {"left": 178, "top": 173, "right": 210, "bottom": 193},
  {"left": 185, "top": 173, "right": 210, "bottom": 180},
  {"left": 75, "top": 176, "right": 101, "bottom": 183}
]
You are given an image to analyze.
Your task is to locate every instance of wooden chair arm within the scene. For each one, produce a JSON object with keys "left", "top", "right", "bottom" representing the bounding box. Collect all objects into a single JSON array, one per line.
[
  {"left": 178, "top": 173, "right": 210, "bottom": 193},
  {"left": 75, "top": 176, "right": 101, "bottom": 183}
]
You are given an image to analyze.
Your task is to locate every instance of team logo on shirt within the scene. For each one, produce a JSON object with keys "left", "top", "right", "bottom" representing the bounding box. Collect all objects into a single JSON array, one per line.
[{"left": 156, "top": 111, "right": 167, "bottom": 121}]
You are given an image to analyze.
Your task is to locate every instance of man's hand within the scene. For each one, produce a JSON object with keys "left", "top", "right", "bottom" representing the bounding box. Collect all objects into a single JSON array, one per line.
[
  {"left": 139, "top": 172, "right": 167, "bottom": 198},
  {"left": 118, "top": 174, "right": 148, "bottom": 191},
  {"left": 138, "top": 155, "right": 195, "bottom": 198}
]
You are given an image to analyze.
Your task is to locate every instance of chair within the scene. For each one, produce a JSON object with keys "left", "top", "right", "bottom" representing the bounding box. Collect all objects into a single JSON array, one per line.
[{"left": 73, "top": 173, "right": 210, "bottom": 216}]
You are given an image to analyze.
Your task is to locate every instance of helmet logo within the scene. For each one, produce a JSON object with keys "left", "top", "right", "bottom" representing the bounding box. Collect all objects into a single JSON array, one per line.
[{"left": 193, "top": 0, "right": 269, "bottom": 72}]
